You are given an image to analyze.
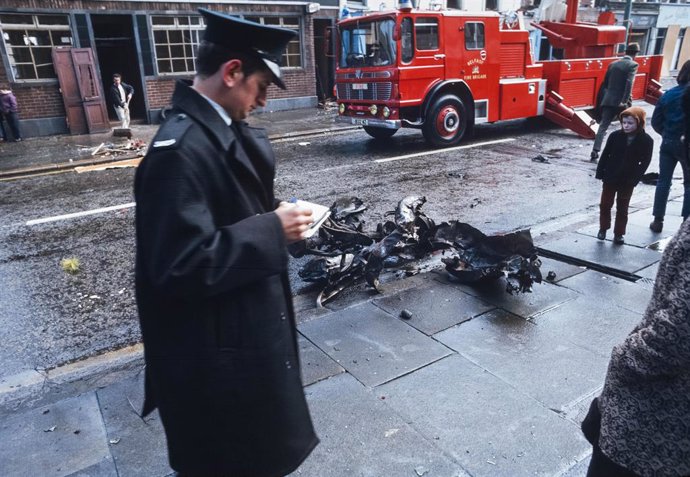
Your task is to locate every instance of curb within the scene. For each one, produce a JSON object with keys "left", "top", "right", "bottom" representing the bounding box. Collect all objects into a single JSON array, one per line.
[
  {"left": 0, "top": 125, "right": 360, "bottom": 180},
  {"left": 0, "top": 344, "right": 144, "bottom": 416}
]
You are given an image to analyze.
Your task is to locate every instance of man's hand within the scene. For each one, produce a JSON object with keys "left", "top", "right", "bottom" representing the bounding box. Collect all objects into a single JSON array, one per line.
[{"left": 275, "top": 202, "right": 314, "bottom": 243}]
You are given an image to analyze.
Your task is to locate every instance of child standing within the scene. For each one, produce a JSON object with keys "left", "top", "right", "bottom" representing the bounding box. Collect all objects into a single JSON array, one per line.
[{"left": 596, "top": 106, "right": 653, "bottom": 245}]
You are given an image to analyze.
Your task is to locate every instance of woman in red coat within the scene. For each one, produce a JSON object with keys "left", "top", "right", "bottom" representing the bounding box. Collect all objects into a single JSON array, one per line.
[{"left": 595, "top": 106, "right": 654, "bottom": 245}]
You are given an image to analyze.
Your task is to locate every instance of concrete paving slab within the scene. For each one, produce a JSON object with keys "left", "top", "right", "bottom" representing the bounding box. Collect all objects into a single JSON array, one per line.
[
  {"left": 323, "top": 271, "right": 440, "bottom": 312},
  {"left": 298, "top": 333, "right": 346, "bottom": 386},
  {"left": 97, "top": 373, "right": 173, "bottom": 477},
  {"left": 627, "top": 209, "right": 684, "bottom": 232},
  {"left": 0, "top": 392, "right": 115, "bottom": 477},
  {"left": 530, "top": 296, "right": 642, "bottom": 358},
  {"left": 373, "top": 282, "right": 495, "bottom": 335},
  {"left": 298, "top": 302, "right": 452, "bottom": 387},
  {"left": 558, "top": 270, "right": 653, "bottom": 315},
  {"left": 437, "top": 274, "right": 579, "bottom": 318},
  {"left": 434, "top": 309, "right": 608, "bottom": 409},
  {"left": 636, "top": 261, "right": 659, "bottom": 280},
  {"left": 562, "top": 455, "right": 592, "bottom": 477},
  {"left": 378, "top": 355, "right": 590, "bottom": 476},
  {"left": 538, "top": 232, "right": 661, "bottom": 274},
  {"left": 576, "top": 222, "right": 674, "bottom": 248},
  {"left": 538, "top": 257, "right": 587, "bottom": 284},
  {"left": 292, "top": 373, "right": 468, "bottom": 477}
]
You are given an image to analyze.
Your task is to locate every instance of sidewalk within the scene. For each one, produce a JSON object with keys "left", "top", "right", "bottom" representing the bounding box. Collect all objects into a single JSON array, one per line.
[
  {"left": 1, "top": 197, "right": 679, "bottom": 476},
  {"left": 0, "top": 106, "right": 346, "bottom": 179}
]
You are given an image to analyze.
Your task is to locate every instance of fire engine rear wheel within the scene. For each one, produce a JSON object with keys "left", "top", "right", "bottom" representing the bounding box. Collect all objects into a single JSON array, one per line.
[
  {"left": 363, "top": 126, "right": 397, "bottom": 140},
  {"left": 422, "top": 95, "right": 468, "bottom": 147}
]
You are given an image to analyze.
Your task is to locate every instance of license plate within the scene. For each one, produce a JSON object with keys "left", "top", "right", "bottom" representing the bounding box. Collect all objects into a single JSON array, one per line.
[
  {"left": 352, "top": 118, "right": 369, "bottom": 126},
  {"left": 352, "top": 83, "right": 368, "bottom": 90}
]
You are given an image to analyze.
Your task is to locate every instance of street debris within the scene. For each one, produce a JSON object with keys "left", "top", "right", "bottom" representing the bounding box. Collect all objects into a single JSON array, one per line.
[
  {"left": 44, "top": 426, "right": 56, "bottom": 432},
  {"left": 290, "top": 196, "right": 542, "bottom": 306},
  {"left": 109, "top": 438, "right": 121, "bottom": 445},
  {"left": 531, "top": 154, "right": 550, "bottom": 163},
  {"left": 60, "top": 257, "right": 81, "bottom": 275},
  {"left": 399, "top": 309, "right": 413, "bottom": 320},
  {"left": 640, "top": 172, "right": 659, "bottom": 185},
  {"left": 414, "top": 466, "right": 430, "bottom": 476},
  {"left": 85, "top": 139, "right": 147, "bottom": 158}
]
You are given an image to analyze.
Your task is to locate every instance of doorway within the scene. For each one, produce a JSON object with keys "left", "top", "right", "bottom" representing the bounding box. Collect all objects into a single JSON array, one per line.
[{"left": 91, "top": 14, "right": 145, "bottom": 123}]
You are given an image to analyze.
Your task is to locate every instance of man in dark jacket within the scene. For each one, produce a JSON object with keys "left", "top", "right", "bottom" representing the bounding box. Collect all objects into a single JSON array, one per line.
[
  {"left": 590, "top": 43, "right": 640, "bottom": 163},
  {"left": 649, "top": 60, "right": 690, "bottom": 233},
  {"left": 134, "top": 9, "right": 318, "bottom": 476},
  {"left": 109, "top": 73, "right": 134, "bottom": 128}
]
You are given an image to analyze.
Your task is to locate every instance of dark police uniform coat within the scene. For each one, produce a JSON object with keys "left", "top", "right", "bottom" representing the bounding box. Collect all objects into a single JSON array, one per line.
[{"left": 134, "top": 80, "right": 318, "bottom": 476}]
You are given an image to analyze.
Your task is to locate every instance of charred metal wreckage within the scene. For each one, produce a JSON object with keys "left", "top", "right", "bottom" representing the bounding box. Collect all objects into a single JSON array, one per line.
[{"left": 289, "top": 196, "right": 542, "bottom": 306}]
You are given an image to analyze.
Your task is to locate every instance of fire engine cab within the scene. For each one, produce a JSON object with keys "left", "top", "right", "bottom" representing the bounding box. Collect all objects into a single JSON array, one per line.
[{"left": 335, "top": 0, "right": 663, "bottom": 147}]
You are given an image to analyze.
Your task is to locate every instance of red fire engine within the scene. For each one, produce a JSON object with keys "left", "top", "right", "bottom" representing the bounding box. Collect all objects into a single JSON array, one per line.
[{"left": 334, "top": 0, "right": 663, "bottom": 147}]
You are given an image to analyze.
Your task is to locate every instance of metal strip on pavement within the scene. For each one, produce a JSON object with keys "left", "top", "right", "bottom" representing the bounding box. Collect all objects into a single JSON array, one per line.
[{"left": 26, "top": 202, "right": 136, "bottom": 226}]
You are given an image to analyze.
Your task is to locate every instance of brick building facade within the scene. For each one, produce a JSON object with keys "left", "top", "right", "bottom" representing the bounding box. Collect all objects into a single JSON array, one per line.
[{"left": 0, "top": 0, "right": 338, "bottom": 137}]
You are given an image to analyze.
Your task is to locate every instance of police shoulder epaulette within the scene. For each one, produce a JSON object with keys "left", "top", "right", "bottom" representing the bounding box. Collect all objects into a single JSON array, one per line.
[{"left": 151, "top": 113, "right": 193, "bottom": 150}]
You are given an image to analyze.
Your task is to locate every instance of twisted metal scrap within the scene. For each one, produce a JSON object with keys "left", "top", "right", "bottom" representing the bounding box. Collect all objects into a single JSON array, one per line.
[{"left": 291, "top": 196, "right": 541, "bottom": 305}]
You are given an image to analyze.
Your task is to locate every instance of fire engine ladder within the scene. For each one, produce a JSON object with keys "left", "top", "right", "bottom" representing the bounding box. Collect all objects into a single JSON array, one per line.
[{"left": 543, "top": 90, "right": 598, "bottom": 139}]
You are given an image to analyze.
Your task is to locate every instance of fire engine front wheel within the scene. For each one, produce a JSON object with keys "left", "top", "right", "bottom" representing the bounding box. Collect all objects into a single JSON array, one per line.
[
  {"left": 422, "top": 95, "right": 468, "bottom": 147},
  {"left": 363, "top": 126, "right": 397, "bottom": 140}
]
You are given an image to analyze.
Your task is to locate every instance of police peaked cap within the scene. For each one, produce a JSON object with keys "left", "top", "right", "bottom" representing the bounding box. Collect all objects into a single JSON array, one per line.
[{"left": 199, "top": 8, "right": 297, "bottom": 89}]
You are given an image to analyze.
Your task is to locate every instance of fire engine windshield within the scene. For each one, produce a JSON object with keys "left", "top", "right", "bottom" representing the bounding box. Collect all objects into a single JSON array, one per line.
[{"left": 339, "top": 19, "right": 396, "bottom": 68}]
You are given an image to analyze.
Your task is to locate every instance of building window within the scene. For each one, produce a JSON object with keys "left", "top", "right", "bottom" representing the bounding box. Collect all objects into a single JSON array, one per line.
[
  {"left": 465, "top": 22, "right": 485, "bottom": 50},
  {"left": 245, "top": 16, "right": 302, "bottom": 67},
  {"left": 415, "top": 18, "right": 438, "bottom": 51},
  {"left": 151, "top": 15, "right": 205, "bottom": 75},
  {"left": 654, "top": 28, "right": 666, "bottom": 55},
  {"left": 0, "top": 13, "right": 72, "bottom": 81},
  {"left": 672, "top": 27, "right": 686, "bottom": 70}
]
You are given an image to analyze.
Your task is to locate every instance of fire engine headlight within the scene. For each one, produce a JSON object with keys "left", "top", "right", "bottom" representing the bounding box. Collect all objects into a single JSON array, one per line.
[
  {"left": 382, "top": 106, "right": 391, "bottom": 118},
  {"left": 339, "top": 103, "right": 346, "bottom": 114},
  {"left": 369, "top": 104, "right": 378, "bottom": 116}
]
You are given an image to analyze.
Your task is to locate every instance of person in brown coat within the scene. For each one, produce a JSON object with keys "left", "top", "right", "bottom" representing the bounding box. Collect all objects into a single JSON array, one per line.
[
  {"left": 595, "top": 106, "right": 653, "bottom": 244},
  {"left": 582, "top": 218, "right": 690, "bottom": 476}
]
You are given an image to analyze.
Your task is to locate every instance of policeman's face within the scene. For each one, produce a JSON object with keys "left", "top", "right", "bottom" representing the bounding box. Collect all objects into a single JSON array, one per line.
[
  {"left": 620, "top": 115, "right": 638, "bottom": 134},
  {"left": 226, "top": 69, "right": 272, "bottom": 121},
  {"left": 114, "top": 77, "right": 121, "bottom": 86}
]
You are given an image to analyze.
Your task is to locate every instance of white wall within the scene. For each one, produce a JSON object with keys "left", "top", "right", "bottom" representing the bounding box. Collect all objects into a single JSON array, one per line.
[{"left": 656, "top": 4, "right": 690, "bottom": 29}]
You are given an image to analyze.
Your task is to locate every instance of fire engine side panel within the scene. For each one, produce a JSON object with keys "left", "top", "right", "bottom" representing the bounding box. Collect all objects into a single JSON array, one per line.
[
  {"left": 442, "top": 16, "right": 502, "bottom": 122},
  {"left": 541, "top": 55, "right": 663, "bottom": 110},
  {"left": 499, "top": 79, "right": 541, "bottom": 120}
]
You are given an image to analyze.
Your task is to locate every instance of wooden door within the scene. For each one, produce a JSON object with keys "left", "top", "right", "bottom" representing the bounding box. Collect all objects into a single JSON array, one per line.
[{"left": 52, "top": 47, "right": 110, "bottom": 134}]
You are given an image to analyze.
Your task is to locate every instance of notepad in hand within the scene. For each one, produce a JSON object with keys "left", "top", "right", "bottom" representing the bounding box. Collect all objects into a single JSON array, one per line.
[{"left": 294, "top": 199, "right": 331, "bottom": 238}]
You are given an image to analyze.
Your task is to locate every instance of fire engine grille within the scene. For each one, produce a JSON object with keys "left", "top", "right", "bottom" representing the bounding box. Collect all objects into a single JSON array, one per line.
[
  {"left": 500, "top": 44, "right": 525, "bottom": 78},
  {"left": 337, "top": 82, "right": 393, "bottom": 101},
  {"left": 560, "top": 78, "right": 596, "bottom": 108}
]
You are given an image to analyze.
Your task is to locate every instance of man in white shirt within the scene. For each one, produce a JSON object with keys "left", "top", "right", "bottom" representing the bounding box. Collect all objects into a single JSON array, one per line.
[{"left": 109, "top": 73, "right": 134, "bottom": 128}]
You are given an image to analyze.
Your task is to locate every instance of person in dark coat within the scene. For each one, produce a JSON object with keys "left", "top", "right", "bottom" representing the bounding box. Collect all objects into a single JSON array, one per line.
[
  {"left": 0, "top": 86, "right": 22, "bottom": 141},
  {"left": 134, "top": 9, "right": 318, "bottom": 476},
  {"left": 590, "top": 43, "right": 640, "bottom": 163},
  {"left": 649, "top": 60, "right": 690, "bottom": 233},
  {"left": 595, "top": 106, "right": 653, "bottom": 244},
  {"left": 582, "top": 218, "right": 690, "bottom": 477}
]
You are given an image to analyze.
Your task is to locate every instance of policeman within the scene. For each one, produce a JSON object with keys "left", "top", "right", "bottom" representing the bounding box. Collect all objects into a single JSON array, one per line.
[{"left": 134, "top": 9, "right": 318, "bottom": 476}]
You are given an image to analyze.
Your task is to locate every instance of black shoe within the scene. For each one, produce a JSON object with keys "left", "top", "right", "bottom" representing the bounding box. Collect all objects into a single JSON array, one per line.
[
  {"left": 649, "top": 219, "right": 663, "bottom": 233},
  {"left": 597, "top": 230, "right": 606, "bottom": 240},
  {"left": 590, "top": 151, "right": 599, "bottom": 163},
  {"left": 613, "top": 235, "right": 625, "bottom": 245}
]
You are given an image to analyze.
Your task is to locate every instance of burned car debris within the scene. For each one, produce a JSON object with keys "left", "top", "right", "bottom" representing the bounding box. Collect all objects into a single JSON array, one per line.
[{"left": 290, "top": 196, "right": 542, "bottom": 305}]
